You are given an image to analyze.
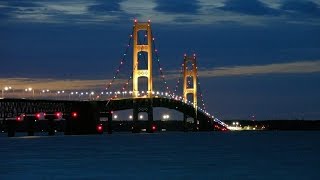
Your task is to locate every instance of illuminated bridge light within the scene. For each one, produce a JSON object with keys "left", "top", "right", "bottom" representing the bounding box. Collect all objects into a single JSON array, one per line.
[
  {"left": 96, "top": 124, "right": 103, "bottom": 134},
  {"left": 36, "top": 113, "right": 41, "bottom": 119},
  {"left": 152, "top": 125, "right": 156, "bottom": 131},
  {"left": 72, "top": 112, "right": 78, "bottom": 118}
]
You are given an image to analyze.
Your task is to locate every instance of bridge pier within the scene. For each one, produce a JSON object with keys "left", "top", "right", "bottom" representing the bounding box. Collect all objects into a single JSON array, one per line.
[
  {"left": 26, "top": 115, "right": 35, "bottom": 136},
  {"left": 6, "top": 120, "right": 16, "bottom": 137},
  {"left": 132, "top": 99, "right": 154, "bottom": 133},
  {"left": 45, "top": 113, "right": 56, "bottom": 136},
  {"left": 132, "top": 103, "right": 140, "bottom": 133},
  {"left": 64, "top": 116, "right": 73, "bottom": 135},
  {"left": 107, "top": 112, "right": 112, "bottom": 134},
  {"left": 100, "top": 111, "right": 112, "bottom": 134},
  {"left": 64, "top": 102, "right": 100, "bottom": 135},
  {"left": 193, "top": 118, "right": 199, "bottom": 132},
  {"left": 147, "top": 107, "right": 154, "bottom": 133},
  {"left": 183, "top": 114, "right": 188, "bottom": 132},
  {"left": 183, "top": 113, "right": 199, "bottom": 132}
]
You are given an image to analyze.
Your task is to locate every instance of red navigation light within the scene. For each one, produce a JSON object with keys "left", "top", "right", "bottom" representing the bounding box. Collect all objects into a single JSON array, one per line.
[
  {"left": 56, "top": 112, "right": 61, "bottom": 118},
  {"left": 96, "top": 124, "right": 103, "bottom": 134},
  {"left": 134, "top": 19, "right": 137, "bottom": 23},
  {"left": 36, "top": 113, "right": 41, "bottom": 119},
  {"left": 16, "top": 116, "right": 21, "bottom": 121},
  {"left": 72, "top": 112, "right": 77, "bottom": 118},
  {"left": 152, "top": 125, "right": 156, "bottom": 131}
]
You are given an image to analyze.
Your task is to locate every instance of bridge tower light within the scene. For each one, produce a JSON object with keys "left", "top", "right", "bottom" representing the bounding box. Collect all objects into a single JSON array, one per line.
[{"left": 132, "top": 20, "right": 153, "bottom": 98}]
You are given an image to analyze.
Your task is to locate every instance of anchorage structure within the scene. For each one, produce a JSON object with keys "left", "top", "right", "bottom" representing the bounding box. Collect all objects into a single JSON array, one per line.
[{"left": 132, "top": 20, "right": 153, "bottom": 98}]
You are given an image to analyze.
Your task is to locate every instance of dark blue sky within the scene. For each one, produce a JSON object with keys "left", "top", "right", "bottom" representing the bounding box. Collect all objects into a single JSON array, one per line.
[{"left": 1, "top": 0, "right": 320, "bottom": 119}]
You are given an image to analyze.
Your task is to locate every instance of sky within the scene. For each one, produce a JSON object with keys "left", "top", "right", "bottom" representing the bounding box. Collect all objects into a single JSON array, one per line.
[{"left": 1, "top": 0, "right": 320, "bottom": 120}]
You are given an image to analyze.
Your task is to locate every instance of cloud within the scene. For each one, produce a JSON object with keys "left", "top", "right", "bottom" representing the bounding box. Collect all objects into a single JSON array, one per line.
[
  {"left": 0, "top": 0, "right": 129, "bottom": 24},
  {"left": 88, "top": 0, "right": 123, "bottom": 14},
  {"left": 153, "top": 0, "right": 201, "bottom": 14},
  {"left": 281, "top": 0, "right": 320, "bottom": 17},
  {"left": 1, "top": 0, "right": 320, "bottom": 26},
  {"left": 0, "top": 78, "right": 112, "bottom": 91},
  {"left": 1, "top": 60, "right": 319, "bottom": 95},
  {"left": 173, "top": 16, "right": 199, "bottom": 23},
  {"left": 218, "top": 0, "right": 279, "bottom": 16},
  {"left": 198, "top": 60, "right": 320, "bottom": 77}
]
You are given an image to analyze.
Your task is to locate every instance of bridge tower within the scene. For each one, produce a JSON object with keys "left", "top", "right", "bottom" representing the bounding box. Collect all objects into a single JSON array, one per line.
[
  {"left": 183, "top": 54, "right": 198, "bottom": 131},
  {"left": 132, "top": 20, "right": 154, "bottom": 133},
  {"left": 132, "top": 20, "right": 153, "bottom": 98}
]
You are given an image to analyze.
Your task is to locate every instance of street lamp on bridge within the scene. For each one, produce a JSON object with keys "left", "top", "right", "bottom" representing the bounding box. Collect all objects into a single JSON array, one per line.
[
  {"left": 162, "top": 114, "right": 170, "bottom": 121},
  {"left": 1, "top": 86, "right": 12, "bottom": 98},
  {"left": 25, "top": 87, "right": 34, "bottom": 98}
]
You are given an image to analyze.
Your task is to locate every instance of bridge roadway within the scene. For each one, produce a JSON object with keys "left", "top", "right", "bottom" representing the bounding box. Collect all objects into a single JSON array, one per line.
[{"left": 0, "top": 97, "right": 221, "bottom": 135}]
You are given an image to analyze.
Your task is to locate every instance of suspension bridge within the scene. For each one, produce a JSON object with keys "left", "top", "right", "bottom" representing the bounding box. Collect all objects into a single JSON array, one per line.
[{"left": 0, "top": 20, "right": 228, "bottom": 136}]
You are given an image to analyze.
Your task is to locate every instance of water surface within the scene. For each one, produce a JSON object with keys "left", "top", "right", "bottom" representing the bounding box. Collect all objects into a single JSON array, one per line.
[{"left": 0, "top": 131, "right": 319, "bottom": 179}]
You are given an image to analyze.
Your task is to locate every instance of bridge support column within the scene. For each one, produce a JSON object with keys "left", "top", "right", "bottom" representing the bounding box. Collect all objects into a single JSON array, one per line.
[
  {"left": 48, "top": 119, "right": 55, "bottom": 136},
  {"left": 132, "top": 102, "right": 140, "bottom": 133},
  {"left": 7, "top": 120, "right": 16, "bottom": 137},
  {"left": 147, "top": 107, "right": 154, "bottom": 133},
  {"left": 26, "top": 115, "right": 35, "bottom": 136},
  {"left": 183, "top": 114, "right": 188, "bottom": 132},
  {"left": 46, "top": 114, "right": 55, "bottom": 136},
  {"left": 193, "top": 118, "right": 199, "bottom": 132},
  {"left": 64, "top": 102, "right": 99, "bottom": 135},
  {"left": 107, "top": 112, "right": 112, "bottom": 134},
  {"left": 132, "top": 99, "right": 154, "bottom": 133},
  {"left": 64, "top": 116, "right": 72, "bottom": 135},
  {"left": 183, "top": 114, "right": 198, "bottom": 132},
  {"left": 99, "top": 111, "right": 112, "bottom": 134}
]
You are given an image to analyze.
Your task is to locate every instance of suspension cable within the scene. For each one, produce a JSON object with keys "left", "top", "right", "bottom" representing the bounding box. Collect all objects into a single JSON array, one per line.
[
  {"left": 105, "top": 27, "right": 134, "bottom": 92},
  {"left": 173, "top": 62, "right": 184, "bottom": 95},
  {"left": 197, "top": 75, "right": 206, "bottom": 111},
  {"left": 151, "top": 32, "right": 170, "bottom": 93}
]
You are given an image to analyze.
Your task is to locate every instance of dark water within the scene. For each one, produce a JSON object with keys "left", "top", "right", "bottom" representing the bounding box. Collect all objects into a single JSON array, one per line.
[{"left": 0, "top": 131, "right": 319, "bottom": 179}]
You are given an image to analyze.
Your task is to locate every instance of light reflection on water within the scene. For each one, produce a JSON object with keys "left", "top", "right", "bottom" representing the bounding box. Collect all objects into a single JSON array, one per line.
[{"left": 0, "top": 131, "right": 319, "bottom": 179}]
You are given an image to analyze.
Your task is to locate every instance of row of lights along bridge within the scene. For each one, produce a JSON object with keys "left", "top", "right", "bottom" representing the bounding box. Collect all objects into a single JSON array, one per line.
[{"left": 1, "top": 87, "right": 211, "bottom": 117}]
